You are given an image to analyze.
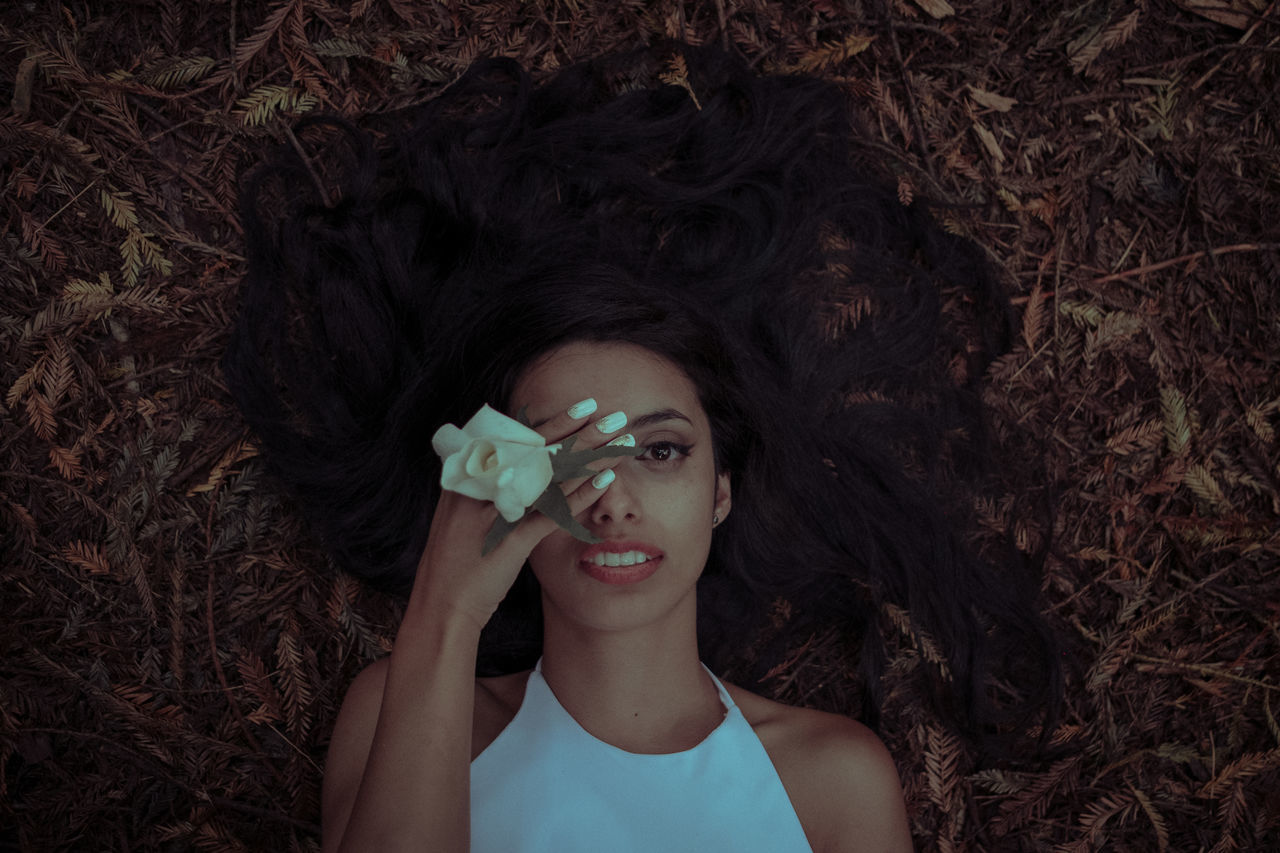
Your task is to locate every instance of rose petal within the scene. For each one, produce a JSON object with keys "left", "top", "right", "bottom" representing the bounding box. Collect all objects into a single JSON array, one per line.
[
  {"left": 439, "top": 448, "right": 472, "bottom": 489},
  {"left": 464, "top": 440, "right": 501, "bottom": 478},
  {"left": 431, "top": 423, "right": 469, "bottom": 457},
  {"left": 494, "top": 444, "right": 554, "bottom": 494},
  {"left": 512, "top": 452, "right": 553, "bottom": 505},
  {"left": 434, "top": 405, "right": 556, "bottom": 525},
  {"left": 452, "top": 477, "right": 501, "bottom": 503},
  {"left": 490, "top": 440, "right": 534, "bottom": 471},
  {"left": 493, "top": 493, "right": 528, "bottom": 523}
]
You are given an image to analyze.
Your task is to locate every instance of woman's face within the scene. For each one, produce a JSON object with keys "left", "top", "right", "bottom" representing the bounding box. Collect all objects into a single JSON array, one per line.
[{"left": 509, "top": 341, "right": 732, "bottom": 634}]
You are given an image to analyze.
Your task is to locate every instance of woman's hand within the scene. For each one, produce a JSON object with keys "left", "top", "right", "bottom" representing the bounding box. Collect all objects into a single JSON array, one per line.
[
  {"left": 409, "top": 397, "right": 628, "bottom": 630},
  {"left": 329, "top": 402, "right": 631, "bottom": 852}
]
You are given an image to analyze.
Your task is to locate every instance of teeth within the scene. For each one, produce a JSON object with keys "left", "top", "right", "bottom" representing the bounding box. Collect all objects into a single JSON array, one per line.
[{"left": 591, "top": 551, "right": 650, "bottom": 567}]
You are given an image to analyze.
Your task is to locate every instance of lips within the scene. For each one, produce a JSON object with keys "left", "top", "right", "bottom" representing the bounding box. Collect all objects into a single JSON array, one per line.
[{"left": 578, "top": 541, "right": 664, "bottom": 585}]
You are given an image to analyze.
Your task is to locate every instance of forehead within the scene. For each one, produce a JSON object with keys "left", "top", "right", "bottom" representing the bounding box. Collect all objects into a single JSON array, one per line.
[{"left": 511, "top": 341, "right": 704, "bottom": 426}]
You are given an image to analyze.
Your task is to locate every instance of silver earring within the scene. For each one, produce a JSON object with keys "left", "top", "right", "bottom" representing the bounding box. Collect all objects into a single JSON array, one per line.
[{"left": 712, "top": 514, "right": 719, "bottom": 527}]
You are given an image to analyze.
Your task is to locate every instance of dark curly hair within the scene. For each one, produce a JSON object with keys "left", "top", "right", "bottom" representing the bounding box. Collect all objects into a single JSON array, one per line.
[{"left": 224, "top": 43, "right": 1059, "bottom": 752}]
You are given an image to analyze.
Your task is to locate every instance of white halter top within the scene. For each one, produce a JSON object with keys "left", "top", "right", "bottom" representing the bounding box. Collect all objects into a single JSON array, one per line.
[{"left": 470, "top": 658, "right": 814, "bottom": 852}]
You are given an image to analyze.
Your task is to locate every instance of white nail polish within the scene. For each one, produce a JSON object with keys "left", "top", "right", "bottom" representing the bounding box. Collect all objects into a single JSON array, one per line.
[
  {"left": 567, "top": 398, "right": 597, "bottom": 419},
  {"left": 606, "top": 433, "right": 635, "bottom": 447},
  {"left": 595, "top": 411, "right": 627, "bottom": 434},
  {"left": 591, "top": 469, "right": 616, "bottom": 489}
]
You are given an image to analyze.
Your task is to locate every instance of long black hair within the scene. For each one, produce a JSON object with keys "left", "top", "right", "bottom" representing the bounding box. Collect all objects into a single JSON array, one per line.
[{"left": 224, "top": 43, "right": 1058, "bottom": 750}]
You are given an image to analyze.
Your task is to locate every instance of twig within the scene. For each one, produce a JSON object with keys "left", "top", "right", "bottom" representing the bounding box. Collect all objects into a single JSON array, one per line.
[
  {"left": 265, "top": 719, "right": 325, "bottom": 774},
  {"left": 852, "top": 137, "right": 959, "bottom": 204},
  {"left": 207, "top": 794, "right": 319, "bottom": 833},
  {"left": 230, "top": 0, "right": 242, "bottom": 97},
  {"left": 205, "top": 572, "right": 288, "bottom": 789},
  {"left": 1192, "top": 0, "right": 1279, "bottom": 91},
  {"left": 1133, "top": 653, "right": 1278, "bottom": 692},
  {"left": 1125, "top": 41, "right": 1280, "bottom": 75},
  {"left": 284, "top": 124, "right": 335, "bottom": 206},
  {"left": 20, "top": 728, "right": 317, "bottom": 833},
  {"left": 1003, "top": 338, "right": 1053, "bottom": 389},
  {"left": 0, "top": 470, "right": 119, "bottom": 527},
  {"left": 889, "top": 21, "right": 960, "bottom": 48},
  {"left": 34, "top": 174, "right": 100, "bottom": 233},
  {"left": 1022, "top": 249, "right": 1108, "bottom": 275},
  {"left": 1092, "top": 243, "right": 1280, "bottom": 283},
  {"left": 713, "top": 0, "right": 729, "bottom": 51},
  {"left": 879, "top": 3, "right": 936, "bottom": 181},
  {"left": 1109, "top": 218, "right": 1147, "bottom": 274},
  {"left": 1052, "top": 91, "right": 1145, "bottom": 107}
]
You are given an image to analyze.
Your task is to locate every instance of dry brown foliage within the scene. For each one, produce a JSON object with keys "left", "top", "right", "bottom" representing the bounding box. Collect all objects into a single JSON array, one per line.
[{"left": 2, "top": 1, "right": 1278, "bottom": 850}]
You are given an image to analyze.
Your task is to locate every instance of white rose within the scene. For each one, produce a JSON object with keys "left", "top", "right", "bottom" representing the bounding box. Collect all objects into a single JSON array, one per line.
[{"left": 431, "top": 404, "right": 556, "bottom": 523}]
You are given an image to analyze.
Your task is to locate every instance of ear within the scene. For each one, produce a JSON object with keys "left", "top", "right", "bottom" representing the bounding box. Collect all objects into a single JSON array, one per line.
[{"left": 712, "top": 471, "right": 732, "bottom": 525}]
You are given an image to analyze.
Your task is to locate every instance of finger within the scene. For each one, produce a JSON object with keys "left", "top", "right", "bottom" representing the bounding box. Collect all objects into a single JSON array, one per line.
[
  {"left": 533, "top": 397, "right": 601, "bottom": 444},
  {"left": 540, "top": 403, "right": 634, "bottom": 486},
  {"left": 548, "top": 430, "right": 635, "bottom": 505},
  {"left": 559, "top": 410, "right": 633, "bottom": 469},
  {"left": 539, "top": 399, "right": 631, "bottom": 449},
  {"left": 567, "top": 466, "right": 618, "bottom": 510},
  {"left": 569, "top": 431, "right": 635, "bottom": 480}
]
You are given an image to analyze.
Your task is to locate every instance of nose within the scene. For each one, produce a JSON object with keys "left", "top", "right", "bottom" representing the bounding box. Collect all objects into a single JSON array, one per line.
[{"left": 588, "top": 468, "right": 639, "bottom": 526}]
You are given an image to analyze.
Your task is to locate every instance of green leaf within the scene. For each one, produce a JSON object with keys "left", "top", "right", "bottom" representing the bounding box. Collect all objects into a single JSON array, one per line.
[
  {"left": 531, "top": 488, "right": 597, "bottom": 544},
  {"left": 481, "top": 516, "right": 519, "bottom": 556}
]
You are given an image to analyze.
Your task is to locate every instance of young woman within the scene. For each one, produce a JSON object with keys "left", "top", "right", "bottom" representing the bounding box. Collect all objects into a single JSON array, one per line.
[{"left": 225, "top": 44, "right": 1057, "bottom": 852}]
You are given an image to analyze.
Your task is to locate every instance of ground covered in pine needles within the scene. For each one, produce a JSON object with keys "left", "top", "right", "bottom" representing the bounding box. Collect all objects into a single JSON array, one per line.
[{"left": 3, "top": 1, "right": 1279, "bottom": 850}]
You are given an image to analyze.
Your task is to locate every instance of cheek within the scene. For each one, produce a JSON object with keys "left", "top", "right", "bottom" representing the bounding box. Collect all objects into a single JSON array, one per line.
[
  {"left": 641, "top": 467, "right": 716, "bottom": 528},
  {"left": 527, "top": 528, "right": 577, "bottom": 577}
]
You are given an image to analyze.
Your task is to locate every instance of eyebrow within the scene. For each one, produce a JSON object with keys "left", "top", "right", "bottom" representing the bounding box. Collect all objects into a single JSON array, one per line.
[
  {"left": 629, "top": 408, "right": 693, "bottom": 430},
  {"left": 532, "top": 407, "right": 692, "bottom": 429}
]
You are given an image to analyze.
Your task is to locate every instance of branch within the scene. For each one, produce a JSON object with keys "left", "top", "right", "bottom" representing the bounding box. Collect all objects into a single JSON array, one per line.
[{"left": 1092, "top": 243, "right": 1280, "bottom": 284}]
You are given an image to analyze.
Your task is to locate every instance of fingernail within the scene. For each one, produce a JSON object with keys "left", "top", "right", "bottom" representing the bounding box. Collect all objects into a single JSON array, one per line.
[
  {"left": 594, "top": 411, "right": 627, "bottom": 434},
  {"left": 606, "top": 433, "right": 635, "bottom": 447},
  {"left": 591, "top": 469, "right": 616, "bottom": 489},
  {"left": 567, "top": 398, "right": 597, "bottom": 419}
]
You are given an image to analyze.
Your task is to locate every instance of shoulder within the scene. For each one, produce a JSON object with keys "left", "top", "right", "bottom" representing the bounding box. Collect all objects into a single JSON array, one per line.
[{"left": 725, "top": 684, "right": 913, "bottom": 853}]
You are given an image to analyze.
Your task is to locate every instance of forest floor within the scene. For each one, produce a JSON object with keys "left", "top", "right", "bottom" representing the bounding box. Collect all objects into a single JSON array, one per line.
[{"left": 2, "top": 1, "right": 1279, "bottom": 850}]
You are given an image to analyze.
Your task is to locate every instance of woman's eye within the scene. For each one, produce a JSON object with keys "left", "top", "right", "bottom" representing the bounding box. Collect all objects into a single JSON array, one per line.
[{"left": 638, "top": 442, "right": 691, "bottom": 465}]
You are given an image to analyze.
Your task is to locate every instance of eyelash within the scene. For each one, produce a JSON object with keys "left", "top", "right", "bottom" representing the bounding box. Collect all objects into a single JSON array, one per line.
[{"left": 636, "top": 441, "right": 692, "bottom": 466}]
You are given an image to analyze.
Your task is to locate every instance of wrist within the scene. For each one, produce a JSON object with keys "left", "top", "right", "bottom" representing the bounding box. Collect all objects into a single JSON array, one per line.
[{"left": 403, "top": 584, "right": 492, "bottom": 641}]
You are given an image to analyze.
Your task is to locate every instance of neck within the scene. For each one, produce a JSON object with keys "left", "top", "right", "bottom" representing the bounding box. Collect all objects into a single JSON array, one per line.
[{"left": 537, "top": 594, "right": 725, "bottom": 753}]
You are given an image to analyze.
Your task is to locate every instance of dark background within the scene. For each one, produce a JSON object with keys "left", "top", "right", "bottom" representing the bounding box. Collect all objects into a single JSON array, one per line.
[{"left": 2, "top": 1, "right": 1278, "bottom": 849}]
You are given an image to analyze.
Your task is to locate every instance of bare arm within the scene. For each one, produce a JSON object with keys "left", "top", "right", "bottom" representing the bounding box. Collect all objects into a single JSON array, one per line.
[
  {"left": 321, "top": 403, "right": 625, "bottom": 852},
  {"left": 323, "top": 597, "right": 482, "bottom": 853}
]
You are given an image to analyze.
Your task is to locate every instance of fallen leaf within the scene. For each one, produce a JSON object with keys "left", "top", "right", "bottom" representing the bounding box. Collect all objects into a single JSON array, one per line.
[
  {"left": 911, "top": 0, "right": 956, "bottom": 18},
  {"left": 973, "top": 121, "right": 1005, "bottom": 163},
  {"left": 13, "top": 55, "right": 37, "bottom": 117},
  {"left": 968, "top": 85, "right": 1017, "bottom": 112},
  {"left": 1169, "top": 0, "right": 1265, "bottom": 29}
]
